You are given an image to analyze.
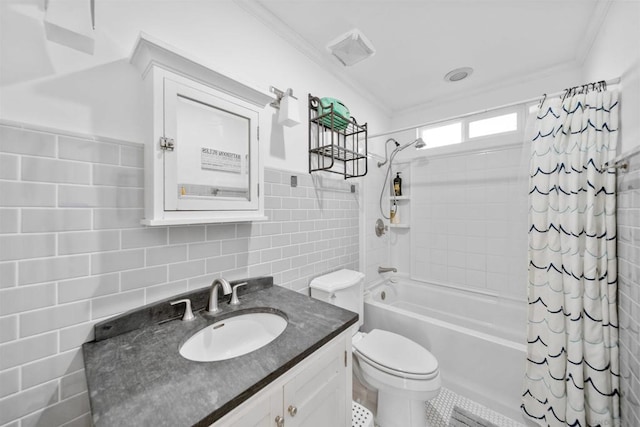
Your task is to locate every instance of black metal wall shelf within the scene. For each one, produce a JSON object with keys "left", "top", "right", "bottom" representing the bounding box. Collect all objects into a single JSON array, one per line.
[{"left": 308, "top": 94, "right": 368, "bottom": 179}]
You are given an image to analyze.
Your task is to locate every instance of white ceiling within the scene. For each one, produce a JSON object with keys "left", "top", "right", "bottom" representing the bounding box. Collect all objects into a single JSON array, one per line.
[{"left": 240, "top": 0, "right": 607, "bottom": 115}]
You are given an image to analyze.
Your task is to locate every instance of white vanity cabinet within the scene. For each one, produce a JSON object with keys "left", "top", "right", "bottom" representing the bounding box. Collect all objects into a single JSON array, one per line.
[
  {"left": 130, "top": 33, "right": 272, "bottom": 225},
  {"left": 213, "top": 331, "right": 353, "bottom": 427}
]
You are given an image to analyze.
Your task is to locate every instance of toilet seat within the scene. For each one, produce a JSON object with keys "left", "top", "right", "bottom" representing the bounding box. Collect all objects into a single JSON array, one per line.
[{"left": 353, "top": 329, "right": 439, "bottom": 380}]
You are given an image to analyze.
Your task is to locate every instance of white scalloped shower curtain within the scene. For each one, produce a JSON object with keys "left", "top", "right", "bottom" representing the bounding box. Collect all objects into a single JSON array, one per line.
[{"left": 522, "top": 89, "right": 620, "bottom": 427}]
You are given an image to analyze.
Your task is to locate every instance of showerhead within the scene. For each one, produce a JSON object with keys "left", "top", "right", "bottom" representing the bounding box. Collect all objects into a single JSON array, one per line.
[{"left": 414, "top": 137, "right": 426, "bottom": 149}]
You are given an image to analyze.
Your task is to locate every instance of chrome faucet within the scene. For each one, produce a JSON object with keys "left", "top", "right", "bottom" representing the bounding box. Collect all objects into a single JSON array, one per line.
[
  {"left": 378, "top": 266, "right": 397, "bottom": 273},
  {"left": 207, "top": 278, "right": 232, "bottom": 313}
]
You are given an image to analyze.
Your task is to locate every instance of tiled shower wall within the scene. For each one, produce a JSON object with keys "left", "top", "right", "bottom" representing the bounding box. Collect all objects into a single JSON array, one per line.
[
  {"left": 0, "top": 121, "right": 359, "bottom": 427},
  {"left": 618, "top": 154, "right": 640, "bottom": 427}
]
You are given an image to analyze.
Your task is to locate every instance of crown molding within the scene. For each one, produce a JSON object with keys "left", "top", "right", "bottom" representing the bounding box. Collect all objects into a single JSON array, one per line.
[
  {"left": 233, "top": 0, "right": 392, "bottom": 117},
  {"left": 575, "top": 0, "right": 614, "bottom": 66}
]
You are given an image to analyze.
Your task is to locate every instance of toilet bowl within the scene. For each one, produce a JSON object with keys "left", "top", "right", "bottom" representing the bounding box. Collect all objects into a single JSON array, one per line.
[{"left": 310, "top": 269, "right": 441, "bottom": 427}]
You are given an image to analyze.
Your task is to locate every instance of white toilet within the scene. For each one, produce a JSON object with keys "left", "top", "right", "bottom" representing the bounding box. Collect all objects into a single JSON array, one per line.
[{"left": 310, "top": 269, "right": 441, "bottom": 427}]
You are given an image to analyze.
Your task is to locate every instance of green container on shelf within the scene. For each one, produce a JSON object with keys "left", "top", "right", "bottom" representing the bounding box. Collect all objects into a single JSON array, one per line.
[{"left": 318, "top": 97, "right": 350, "bottom": 130}]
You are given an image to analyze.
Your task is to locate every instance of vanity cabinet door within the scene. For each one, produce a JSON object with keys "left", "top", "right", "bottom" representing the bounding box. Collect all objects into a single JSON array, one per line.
[
  {"left": 212, "top": 332, "right": 351, "bottom": 427},
  {"left": 163, "top": 78, "right": 260, "bottom": 212},
  {"left": 282, "top": 335, "right": 348, "bottom": 427},
  {"left": 215, "top": 389, "right": 282, "bottom": 427}
]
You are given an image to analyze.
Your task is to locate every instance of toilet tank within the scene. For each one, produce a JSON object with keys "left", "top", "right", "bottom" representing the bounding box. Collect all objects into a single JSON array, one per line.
[{"left": 310, "top": 269, "right": 365, "bottom": 330}]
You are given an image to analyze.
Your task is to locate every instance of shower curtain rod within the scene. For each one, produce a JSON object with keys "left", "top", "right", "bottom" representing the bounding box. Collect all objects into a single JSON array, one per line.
[
  {"left": 604, "top": 144, "right": 640, "bottom": 171},
  {"left": 369, "top": 77, "right": 621, "bottom": 140}
]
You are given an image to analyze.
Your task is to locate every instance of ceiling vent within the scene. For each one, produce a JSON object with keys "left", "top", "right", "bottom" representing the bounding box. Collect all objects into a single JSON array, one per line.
[
  {"left": 444, "top": 67, "right": 474, "bottom": 82},
  {"left": 326, "top": 29, "right": 376, "bottom": 67}
]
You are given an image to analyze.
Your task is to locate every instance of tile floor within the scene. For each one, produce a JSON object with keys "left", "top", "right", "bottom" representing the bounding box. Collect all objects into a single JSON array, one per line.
[
  {"left": 424, "top": 387, "right": 524, "bottom": 427},
  {"left": 354, "top": 380, "right": 524, "bottom": 427}
]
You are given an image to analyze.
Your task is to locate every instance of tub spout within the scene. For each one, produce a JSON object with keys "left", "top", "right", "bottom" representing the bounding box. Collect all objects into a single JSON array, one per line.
[{"left": 378, "top": 266, "right": 397, "bottom": 274}]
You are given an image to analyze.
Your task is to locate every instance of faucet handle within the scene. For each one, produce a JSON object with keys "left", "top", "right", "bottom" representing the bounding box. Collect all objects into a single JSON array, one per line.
[
  {"left": 230, "top": 282, "right": 248, "bottom": 305},
  {"left": 170, "top": 299, "right": 195, "bottom": 321}
]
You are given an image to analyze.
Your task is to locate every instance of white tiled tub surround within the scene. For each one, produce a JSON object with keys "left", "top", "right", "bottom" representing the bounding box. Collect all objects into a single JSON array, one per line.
[
  {"left": 618, "top": 154, "right": 640, "bottom": 427},
  {"left": 0, "top": 122, "right": 360, "bottom": 427},
  {"left": 406, "top": 144, "right": 530, "bottom": 341}
]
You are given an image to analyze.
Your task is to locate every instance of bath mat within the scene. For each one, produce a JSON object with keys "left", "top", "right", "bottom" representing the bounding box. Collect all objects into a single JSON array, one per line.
[{"left": 450, "top": 405, "right": 500, "bottom": 427}]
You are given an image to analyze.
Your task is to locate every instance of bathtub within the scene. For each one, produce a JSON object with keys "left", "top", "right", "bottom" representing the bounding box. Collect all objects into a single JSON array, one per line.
[{"left": 363, "top": 277, "right": 527, "bottom": 422}]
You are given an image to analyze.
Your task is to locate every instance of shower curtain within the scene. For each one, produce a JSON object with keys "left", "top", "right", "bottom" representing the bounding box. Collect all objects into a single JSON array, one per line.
[{"left": 523, "top": 89, "right": 620, "bottom": 427}]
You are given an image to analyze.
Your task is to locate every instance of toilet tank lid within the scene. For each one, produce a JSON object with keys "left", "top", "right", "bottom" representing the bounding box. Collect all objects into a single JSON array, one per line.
[{"left": 309, "top": 269, "right": 365, "bottom": 292}]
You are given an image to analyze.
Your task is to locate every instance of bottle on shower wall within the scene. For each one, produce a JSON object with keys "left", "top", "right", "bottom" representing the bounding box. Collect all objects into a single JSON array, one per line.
[
  {"left": 390, "top": 201, "right": 399, "bottom": 224},
  {"left": 393, "top": 172, "right": 402, "bottom": 196}
]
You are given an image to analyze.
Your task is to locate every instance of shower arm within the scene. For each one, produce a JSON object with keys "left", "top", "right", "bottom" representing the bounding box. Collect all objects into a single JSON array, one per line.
[
  {"left": 377, "top": 138, "right": 399, "bottom": 168},
  {"left": 377, "top": 137, "right": 426, "bottom": 219}
]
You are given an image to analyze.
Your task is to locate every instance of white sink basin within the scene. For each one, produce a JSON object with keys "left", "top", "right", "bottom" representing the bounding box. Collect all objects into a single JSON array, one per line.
[{"left": 179, "top": 312, "right": 287, "bottom": 362}]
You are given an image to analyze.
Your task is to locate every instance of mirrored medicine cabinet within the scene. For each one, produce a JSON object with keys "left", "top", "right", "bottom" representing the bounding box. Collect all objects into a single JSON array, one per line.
[{"left": 130, "top": 33, "right": 273, "bottom": 225}]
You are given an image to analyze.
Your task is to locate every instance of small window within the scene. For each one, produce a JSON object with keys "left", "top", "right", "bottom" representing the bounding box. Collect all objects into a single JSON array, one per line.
[
  {"left": 468, "top": 112, "right": 517, "bottom": 139},
  {"left": 420, "top": 122, "right": 462, "bottom": 149}
]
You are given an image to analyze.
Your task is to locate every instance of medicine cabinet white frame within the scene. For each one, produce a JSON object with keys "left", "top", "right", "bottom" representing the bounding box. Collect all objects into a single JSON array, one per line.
[{"left": 130, "top": 33, "right": 272, "bottom": 225}]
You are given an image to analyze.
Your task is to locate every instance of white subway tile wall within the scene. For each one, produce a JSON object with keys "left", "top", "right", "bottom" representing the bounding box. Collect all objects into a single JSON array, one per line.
[
  {"left": 410, "top": 146, "right": 529, "bottom": 301},
  {"left": 618, "top": 155, "right": 640, "bottom": 427},
  {"left": 0, "top": 123, "right": 359, "bottom": 427}
]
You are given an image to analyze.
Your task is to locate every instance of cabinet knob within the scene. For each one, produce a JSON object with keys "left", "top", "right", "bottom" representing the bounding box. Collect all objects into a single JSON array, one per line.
[
  {"left": 275, "top": 415, "right": 284, "bottom": 427},
  {"left": 288, "top": 405, "right": 298, "bottom": 417}
]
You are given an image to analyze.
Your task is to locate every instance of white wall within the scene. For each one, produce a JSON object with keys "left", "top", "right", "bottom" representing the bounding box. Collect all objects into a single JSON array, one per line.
[
  {"left": 0, "top": 0, "right": 391, "bottom": 172},
  {"left": 582, "top": 0, "right": 640, "bottom": 155}
]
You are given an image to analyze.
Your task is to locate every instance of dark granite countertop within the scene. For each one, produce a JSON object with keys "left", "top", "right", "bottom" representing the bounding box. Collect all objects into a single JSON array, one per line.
[{"left": 82, "top": 278, "right": 358, "bottom": 427}]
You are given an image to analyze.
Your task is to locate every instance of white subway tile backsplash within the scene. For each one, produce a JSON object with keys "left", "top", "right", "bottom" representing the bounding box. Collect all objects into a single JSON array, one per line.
[
  {"left": 0, "top": 368, "right": 19, "bottom": 398},
  {"left": 59, "top": 323, "right": 94, "bottom": 353},
  {"left": 0, "top": 234, "right": 56, "bottom": 261},
  {"left": 121, "top": 266, "right": 167, "bottom": 291},
  {"left": 19, "top": 301, "right": 91, "bottom": 338},
  {"left": 0, "top": 380, "right": 59, "bottom": 425},
  {"left": 58, "top": 136, "right": 118, "bottom": 164},
  {"left": 91, "top": 250, "right": 143, "bottom": 275},
  {"left": 58, "top": 231, "right": 120, "bottom": 255},
  {"left": 21, "top": 349, "right": 84, "bottom": 389},
  {"left": 22, "top": 209, "right": 92, "bottom": 233},
  {"left": 0, "top": 315, "right": 17, "bottom": 344},
  {"left": 206, "top": 255, "right": 236, "bottom": 274},
  {"left": 93, "top": 208, "right": 144, "bottom": 229},
  {"left": 145, "top": 280, "right": 188, "bottom": 304},
  {"left": 206, "top": 224, "right": 237, "bottom": 240},
  {"left": 60, "top": 370, "right": 88, "bottom": 400},
  {"left": 19, "top": 255, "right": 89, "bottom": 286},
  {"left": 168, "top": 260, "right": 204, "bottom": 282},
  {"left": 248, "top": 236, "right": 271, "bottom": 251},
  {"left": 221, "top": 238, "right": 249, "bottom": 255},
  {"left": 91, "top": 290, "right": 144, "bottom": 320},
  {"left": 93, "top": 164, "right": 143, "bottom": 188},
  {"left": 22, "top": 157, "right": 91, "bottom": 185},
  {"left": 120, "top": 145, "right": 144, "bottom": 168},
  {"left": 0, "top": 181, "right": 56, "bottom": 207},
  {"left": 59, "top": 185, "right": 143, "bottom": 208},
  {"left": 0, "top": 283, "right": 56, "bottom": 315},
  {"left": 169, "top": 226, "right": 206, "bottom": 244},
  {"left": 0, "top": 332, "right": 58, "bottom": 370},
  {"left": 146, "top": 245, "right": 187, "bottom": 266},
  {"left": 0, "top": 209, "right": 18, "bottom": 234},
  {"left": 188, "top": 241, "right": 221, "bottom": 260},
  {"left": 58, "top": 274, "right": 119, "bottom": 304},
  {"left": 0, "top": 126, "right": 56, "bottom": 158},
  {"left": 0, "top": 153, "right": 18, "bottom": 179},
  {"left": 20, "top": 392, "right": 91, "bottom": 427},
  {"left": 121, "top": 228, "right": 167, "bottom": 249}
]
